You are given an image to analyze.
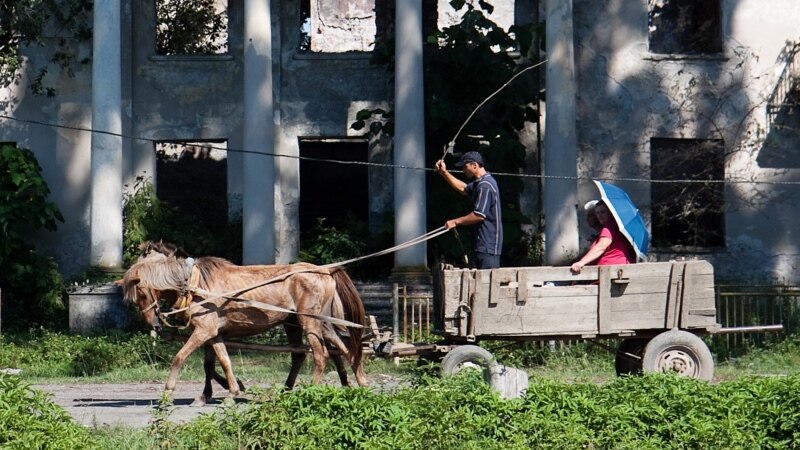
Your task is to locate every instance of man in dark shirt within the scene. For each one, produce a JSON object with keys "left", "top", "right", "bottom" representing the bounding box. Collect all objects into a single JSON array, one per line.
[{"left": 434, "top": 151, "right": 503, "bottom": 269}]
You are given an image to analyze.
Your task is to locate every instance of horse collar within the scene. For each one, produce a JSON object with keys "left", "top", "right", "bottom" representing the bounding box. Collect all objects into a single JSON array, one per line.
[{"left": 183, "top": 257, "right": 195, "bottom": 281}]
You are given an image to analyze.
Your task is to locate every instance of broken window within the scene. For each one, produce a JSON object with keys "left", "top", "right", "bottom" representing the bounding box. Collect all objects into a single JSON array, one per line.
[
  {"left": 436, "top": 0, "right": 515, "bottom": 33},
  {"left": 648, "top": 0, "right": 722, "bottom": 55},
  {"left": 650, "top": 138, "right": 725, "bottom": 249},
  {"left": 156, "top": 0, "right": 228, "bottom": 55},
  {"left": 155, "top": 141, "right": 228, "bottom": 229},
  {"left": 299, "top": 0, "right": 378, "bottom": 53},
  {"left": 299, "top": 140, "right": 368, "bottom": 232}
]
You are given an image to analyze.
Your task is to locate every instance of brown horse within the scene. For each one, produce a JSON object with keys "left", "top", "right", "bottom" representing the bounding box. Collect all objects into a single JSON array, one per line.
[
  {"left": 120, "top": 242, "right": 246, "bottom": 404},
  {"left": 124, "top": 242, "right": 360, "bottom": 405},
  {"left": 120, "top": 251, "right": 367, "bottom": 403}
]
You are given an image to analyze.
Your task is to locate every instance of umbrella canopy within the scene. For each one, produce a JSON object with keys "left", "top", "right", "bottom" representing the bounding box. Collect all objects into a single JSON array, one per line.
[{"left": 593, "top": 180, "right": 649, "bottom": 260}]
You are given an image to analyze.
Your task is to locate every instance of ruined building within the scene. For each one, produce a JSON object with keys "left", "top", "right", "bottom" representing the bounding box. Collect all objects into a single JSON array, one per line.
[{"left": 1, "top": 0, "right": 799, "bottom": 283}]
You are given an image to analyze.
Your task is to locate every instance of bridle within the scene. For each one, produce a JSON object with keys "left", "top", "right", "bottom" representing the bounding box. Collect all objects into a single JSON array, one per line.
[{"left": 137, "top": 286, "right": 164, "bottom": 331}]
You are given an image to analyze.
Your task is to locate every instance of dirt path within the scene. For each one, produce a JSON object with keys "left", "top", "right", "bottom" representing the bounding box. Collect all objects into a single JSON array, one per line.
[
  {"left": 35, "top": 374, "right": 405, "bottom": 428},
  {"left": 35, "top": 382, "right": 224, "bottom": 428}
]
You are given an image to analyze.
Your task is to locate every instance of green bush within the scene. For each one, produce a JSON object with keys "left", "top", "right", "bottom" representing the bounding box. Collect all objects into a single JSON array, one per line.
[
  {"left": 139, "top": 373, "right": 800, "bottom": 449},
  {"left": 299, "top": 215, "right": 393, "bottom": 280},
  {"left": 122, "top": 176, "right": 242, "bottom": 265},
  {"left": 0, "top": 330, "right": 176, "bottom": 377},
  {"left": 0, "top": 374, "right": 98, "bottom": 449},
  {"left": 0, "top": 144, "right": 67, "bottom": 331}
]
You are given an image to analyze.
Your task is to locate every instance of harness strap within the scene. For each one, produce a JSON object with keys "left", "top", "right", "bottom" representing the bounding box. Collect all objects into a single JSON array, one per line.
[
  {"left": 158, "top": 226, "right": 450, "bottom": 328},
  {"left": 192, "top": 291, "right": 365, "bottom": 329},
  {"left": 175, "top": 263, "right": 200, "bottom": 310}
]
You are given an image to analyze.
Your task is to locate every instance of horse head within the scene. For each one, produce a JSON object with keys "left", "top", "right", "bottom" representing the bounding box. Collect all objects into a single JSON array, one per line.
[
  {"left": 120, "top": 252, "right": 191, "bottom": 334},
  {"left": 116, "top": 267, "right": 163, "bottom": 333}
]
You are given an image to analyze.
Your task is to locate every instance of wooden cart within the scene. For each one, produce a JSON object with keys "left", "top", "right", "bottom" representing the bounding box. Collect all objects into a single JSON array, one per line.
[{"left": 371, "top": 260, "right": 781, "bottom": 381}]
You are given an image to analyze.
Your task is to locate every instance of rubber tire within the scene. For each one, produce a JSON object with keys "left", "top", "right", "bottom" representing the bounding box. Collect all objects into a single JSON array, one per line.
[
  {"left": 440, "top": 345, "right": 498, "bottom": 382},
  {"left": 615, "top": 338, "right": 648, "bottom": 376},
  {"left": 641, "top": 330, "right": 714, "bottom": 381}
]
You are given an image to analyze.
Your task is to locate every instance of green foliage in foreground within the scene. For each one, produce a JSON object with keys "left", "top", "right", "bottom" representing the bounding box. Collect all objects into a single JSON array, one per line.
[
  {"left": 0, "top": 375, "right": 98, "bottom": 450},
  {"left": 93, "top": 372, "right": 800, "bottom": 450}
]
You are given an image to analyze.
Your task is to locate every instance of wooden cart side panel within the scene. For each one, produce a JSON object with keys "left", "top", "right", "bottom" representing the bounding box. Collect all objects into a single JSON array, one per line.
[
  {"left": 472, "top": 294, "right": 599, "bottom": 336},
  {"left": 606, "top": 261, "right": 716, "bottom": 332},
  {"left": 439, "top": 269, "right": 472, "bottom": 336},
  {"left": 611, "top": 263, "right": 679, "bottom": 330},
  {"left": 680, "top": 261, "right": 718, "bottom": 329},
  {"left": 472, "top": 267, "right": 599, "bottom": 336},
  {"left": 607, "top": 263, "right": 674, "bottom": 332}
]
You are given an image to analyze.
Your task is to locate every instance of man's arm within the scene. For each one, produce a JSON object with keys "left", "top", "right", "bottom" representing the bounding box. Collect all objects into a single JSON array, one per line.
[
  {"left": 434, "top": 159, "right": 467, "bottom": 195},
  {"left": 445, "top": 211, "right": 485, "bottom": 230}
]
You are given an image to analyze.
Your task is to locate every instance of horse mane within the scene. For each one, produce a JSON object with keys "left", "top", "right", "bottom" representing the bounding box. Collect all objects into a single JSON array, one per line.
[
  {"left": 138, "top": 240, "right": 190, "bottom": 259},
  {"left": 193, "top": 256, "right": 235, "bottom": 290},
  {"left": 124, "top": 257, "right": 190, "bottom": 296}
]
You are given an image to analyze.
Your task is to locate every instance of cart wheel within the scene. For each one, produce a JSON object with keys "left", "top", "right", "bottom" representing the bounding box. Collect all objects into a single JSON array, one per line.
[
  {"left": 615, "top": 338, "right": 648, "bottom": 376},
  {"left": 441, "top": 345, "right": 498, "bottom": 382},
  {"left": 641, "top": 330, "right": 714, "bottom": 381}
]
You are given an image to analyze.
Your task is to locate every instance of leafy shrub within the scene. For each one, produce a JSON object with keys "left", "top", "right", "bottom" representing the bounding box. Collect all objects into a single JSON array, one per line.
[
  {"left": 70, "top": 338, "right": 134, "bottom": 376},
  {"left": 144, "top": 373, "right": 800, "bottom": 449},
  {"left": 0, "top": 374, "right": 98, "bottom": 449},
  {"left": 0, "top": 144, "right": 67, "bottom": 330},
  {"left": 299, "top": 215, "right": 393, "bottom": 280},
  {"left": 122, "top": 176, "right": 242, "bottom": 265},
  {"left": 0, "top": 330, "right": 177, "bottom": 377},
  {"left": 299, "top": 218, "right": 366, "bottom": 265}
]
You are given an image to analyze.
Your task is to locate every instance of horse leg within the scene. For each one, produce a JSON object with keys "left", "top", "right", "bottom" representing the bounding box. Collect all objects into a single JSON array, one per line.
[
  {"left": 298, "top": 316, "right": 329, "bottom": 384},
  {"left": 325, "top": 327, "right": 368, "bottom": 387},
  {"left": 193, "top": 345, "right": 217, "bottom": 406},
  {"left": 331, "top": 352, "right": 350, "bottom": 387},
  {"left": 207, "top": 344, "right": 246, "bottom": 392},
  {"left": 321, "top": 323, "right": 351, "bottom": 386},
  {"left": 208, "top": 336, "right": 240, "bottom": 399},
  {"left": 283, "top": 321, "right": 306, "bottom": 390},
  {"left": 351, "top": 347, "right": 369, "bottom": 387},
  {"left": 192, "top": 344, "right": 244, "bottom": 406},
  {"left": 164, "top": 331, "right": 210, "bottom": 399}
]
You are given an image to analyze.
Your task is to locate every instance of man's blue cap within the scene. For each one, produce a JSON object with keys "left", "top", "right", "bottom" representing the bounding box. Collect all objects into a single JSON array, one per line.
[{"left": 455, "top": 151, "right": 484, "bottom": 168}]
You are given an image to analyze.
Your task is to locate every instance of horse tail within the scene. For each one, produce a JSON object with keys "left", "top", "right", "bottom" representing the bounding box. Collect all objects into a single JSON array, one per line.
[{"left": 330, "top": 268, "right": 365, "bottom": 368}]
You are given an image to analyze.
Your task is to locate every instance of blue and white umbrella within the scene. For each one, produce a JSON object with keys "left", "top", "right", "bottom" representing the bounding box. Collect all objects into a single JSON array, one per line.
[{"left": 593, "top": 180, "right": 649, "bottom": 260}]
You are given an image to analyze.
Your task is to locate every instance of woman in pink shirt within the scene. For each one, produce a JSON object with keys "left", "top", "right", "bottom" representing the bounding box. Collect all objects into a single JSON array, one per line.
[{"left": 570, "top": 201, "right": 636, "bottom": 273}]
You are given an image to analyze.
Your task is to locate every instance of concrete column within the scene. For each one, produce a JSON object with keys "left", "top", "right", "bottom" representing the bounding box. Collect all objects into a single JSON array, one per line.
[
  {"left": 543, "top": 0, "right": 579, "bottom": 265},
  {"left": 242, "top": 0, "right": 275, "bottom": 264},
  {"left": 392, "top": 0, "right": 428, "bottom": 281},
  {"left": 89, "top": 0, "right": 123, "bottom": 269}
]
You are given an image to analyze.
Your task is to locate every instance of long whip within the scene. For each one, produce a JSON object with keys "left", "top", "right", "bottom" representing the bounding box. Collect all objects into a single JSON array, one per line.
[{"left": 442, "top": 59, "right": 547, "bottom": 159}]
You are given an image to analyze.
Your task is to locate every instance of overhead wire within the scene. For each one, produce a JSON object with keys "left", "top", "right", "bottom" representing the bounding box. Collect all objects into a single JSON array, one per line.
[{"left": 2, "top": 111, "right": 799, "bottom": 187}]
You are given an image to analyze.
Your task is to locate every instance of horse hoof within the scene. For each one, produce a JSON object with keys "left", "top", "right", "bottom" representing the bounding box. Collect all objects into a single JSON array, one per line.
[{"left": 190, "top": 396, "right": 207, "bottom": 407}]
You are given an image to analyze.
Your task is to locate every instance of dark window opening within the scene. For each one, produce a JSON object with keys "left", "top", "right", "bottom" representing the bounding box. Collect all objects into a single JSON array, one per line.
[
  {"left": 155, "top": 141, "right": 228, "bottom": 230},
  {"left": 156, "top": 0, "right": 229, "bottom": 55},
  {"left": 648, "top": 0, "right": 722, "bottom": 55},
  {"left": 299, "top": 140, "right": 368, "bottom": 232},
  {"left": 651, "top": 138, "right": 725, "bottom": 249}
]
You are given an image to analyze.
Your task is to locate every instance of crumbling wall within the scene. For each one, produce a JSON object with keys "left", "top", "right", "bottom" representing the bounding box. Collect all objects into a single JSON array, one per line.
[{"left": 572, "top": 0, "right": 800, "bottom": 282}]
